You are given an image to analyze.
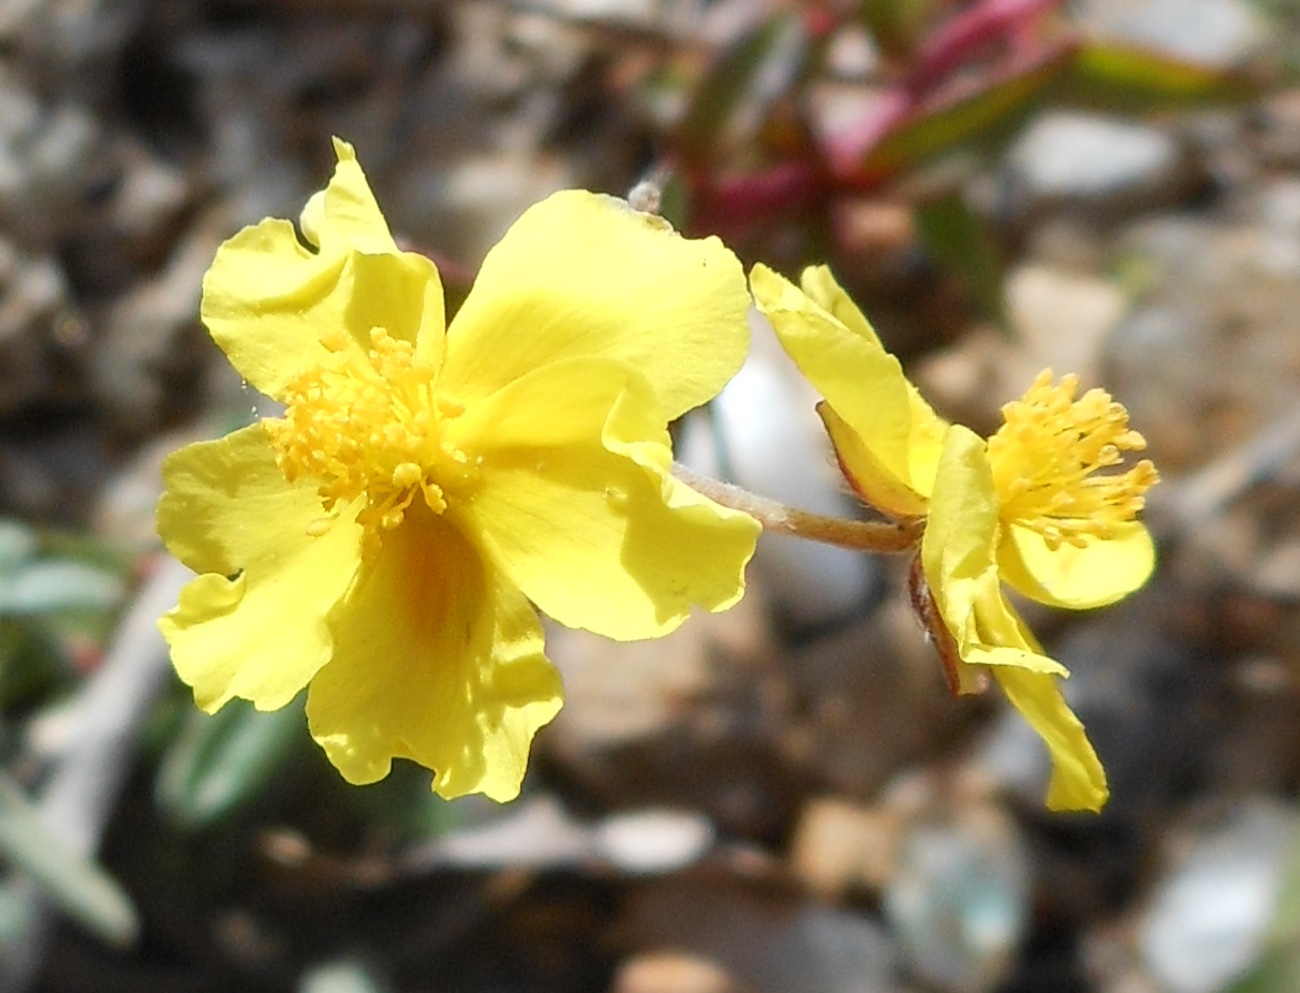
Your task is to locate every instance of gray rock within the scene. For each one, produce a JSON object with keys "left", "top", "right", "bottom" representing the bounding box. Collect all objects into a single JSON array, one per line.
[
  {"left": 0, "top": 241, "right": 67, "bottom": 415},
  {"left": 625, "top": 873, "right": 902, "bottom": 993},
  {"left": 0, "top": 0, "right": 142, "bottom": 74},
  {"left": 402, "top": 797, "right": 715, "bottom": 875},
  {"left": 1140, "top": 799, "right": 1298, "bottom": 993},
  {"left": 0, "top": 94, "right": 112, "bottom": 248},
  {"left": 885, "top": 817, "right": 1030, "bottom": 993},
  {"left": 88, "top": 219, "right": 219, "bottom": 435},
  {"left": 0, "top": 418, "right": 112, "bottom": 522},
  {"left": 1077, "top": 0, "right": 1266, "bottom": 68},
  {"left": 1105, "top": 194, "right": 1300, "bottom": 473},
  {"left": 1005, "top": 112, "right": 1200, "bottom": 220},
  {"left": 544, "top": 591, "right": 798, "bottom": 840},
  {"left": 783, "top": 601, "right": 969, "bottom": 799}
]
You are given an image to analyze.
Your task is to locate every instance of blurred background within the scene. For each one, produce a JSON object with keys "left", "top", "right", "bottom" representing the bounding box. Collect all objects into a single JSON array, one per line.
[{"left": 1, "top": 0, "right": 1299, "bottom": 990}]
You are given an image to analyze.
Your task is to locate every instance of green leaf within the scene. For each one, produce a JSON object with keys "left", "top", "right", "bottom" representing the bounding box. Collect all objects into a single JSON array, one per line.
[
  {"left": 914, "top": 189, "right": 1007, "bottom": 326},
  {"left": 0, "top": 617, "right": 69, "bottom": 708},
  {"left": 1060, "top": 41, "right": 1260, "bottom": 113},
  {"left": 858, "top": 0, "right": 937, "bottom": 60},
  {"left": 1228, "top": 955, "right": 1300, "bottom": 993},
  {"left": 0, "top": 560, "right": 123, "bottom": 616},
  {"left": 852, "top": 44, "right": 1076, "bottom": 183},
  {"left": 156, "top": 697, "right": 304, "bottom": 829},
  {"left": 344, "top": 761, "right": 460, "bottom": 842},
  {"left": 0, "top": 772, "right": 137, "bottom": 948},
  {"left": 675, "top": 12, "right": 809, "bottom": 164}
]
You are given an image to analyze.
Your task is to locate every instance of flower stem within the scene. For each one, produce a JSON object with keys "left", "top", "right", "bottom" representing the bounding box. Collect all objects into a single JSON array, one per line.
[{"left": 672, "top": 462, "right": 921, "bottom": 554}]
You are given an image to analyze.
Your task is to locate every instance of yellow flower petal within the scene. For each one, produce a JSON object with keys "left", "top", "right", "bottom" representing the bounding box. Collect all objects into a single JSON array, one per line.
[
  {"left": 299, "top": 137, "right": 401, "bottom": 255},
  {"left": 157, "top": 424, "right": 364, "bottom": 711},
  {"left": 800, "top": 266, "right": 949, "bottom": 492},
  {"left": 924, "top": 424, "right": 1106, "bottom": 810},
  {"left": 751, "top": 264, "right": 946, "bottom": 509},
  {"left": 998, "top": 521, "right": 1156, "bottom": 609},
  {"left": 922, "top": 426, "right": 1066, "bottom": 673},
  {"left": 202, "top": 142, "right": 445, "bottom": 398},
  {"left": 818, "top": 403, "right": 930, "bottom": 519},
  {"left": 447, "top": 356, "right": 760, "bottom": 640},
  {"left": 798, "top": 264, "right": 888, "bottom": 345},
  {"left": 304, "top": 510, "right": 562, "bottom": 801},
  {"left": 921, "top": 425, "right": 1002, "bottom": 639},
  {"left": 991, "top": 666, "right": 1109, "bottom": 812},
  {"left": 438, "top": 190, "right": 749, "bottom": 420}
]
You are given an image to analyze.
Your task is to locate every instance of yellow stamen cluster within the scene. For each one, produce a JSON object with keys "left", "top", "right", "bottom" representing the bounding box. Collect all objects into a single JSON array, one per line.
[
  {"left": 988, "top": 370, "right": 1159, "bottom": 550},
  {"left": 265, "top": 328, "right": 476, "bottom": 540}
]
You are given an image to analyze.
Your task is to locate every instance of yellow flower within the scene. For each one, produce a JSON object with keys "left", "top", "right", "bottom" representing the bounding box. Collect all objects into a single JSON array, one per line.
[
  {"left": 751, "top": 264, "right": 1158, "bottom": 812},
  {"left": 158, "top": 139, "right": 760, "bottom": 801}
]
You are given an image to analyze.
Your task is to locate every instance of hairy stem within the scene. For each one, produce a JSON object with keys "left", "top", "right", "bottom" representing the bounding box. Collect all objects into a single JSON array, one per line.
[{"left": 673, "top": 462, "right": 921, "bottom": 553}]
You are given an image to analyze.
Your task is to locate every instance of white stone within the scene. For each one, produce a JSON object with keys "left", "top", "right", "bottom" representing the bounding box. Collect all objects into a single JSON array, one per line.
[
  {"left": 1140, "top": 800, "right": 1297, "bottom": 993},
  {"left": 1008, "top": 112, "right": 1183, "bottom": 205},
  {"left": 679, "top": 308, "right": 880, "bottom": 628},
  {"left": 1078, "top": 0, "right": 1265, "bottom": 67}
]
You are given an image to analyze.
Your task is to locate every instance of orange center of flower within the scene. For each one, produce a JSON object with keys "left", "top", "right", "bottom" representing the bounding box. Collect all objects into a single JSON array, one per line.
[
  {"left": 987, "top": 370, "right": 1159, "bottom": 550},
  {"left": 265, "top": 327, "right": 478, "bottom": 539}
]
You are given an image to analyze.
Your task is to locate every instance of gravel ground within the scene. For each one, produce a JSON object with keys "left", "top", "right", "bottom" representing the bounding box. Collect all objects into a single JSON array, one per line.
[{"left": 3, "top": 2, "right": 1300, "bottom": 992}]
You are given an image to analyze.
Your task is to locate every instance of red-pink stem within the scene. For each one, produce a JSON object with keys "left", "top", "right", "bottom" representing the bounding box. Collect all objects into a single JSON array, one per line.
[
  {"left": 825, "top": 0, "right": 1065, "bottom": 171},
  {"left": 688, "top": 160, "right": 826, "bottom": 240},
  {"left": 913, "top": 0, "right": 1064, "bottom": 85}
]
